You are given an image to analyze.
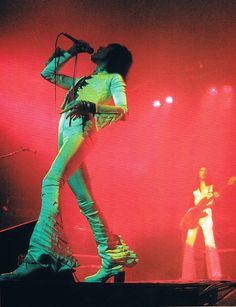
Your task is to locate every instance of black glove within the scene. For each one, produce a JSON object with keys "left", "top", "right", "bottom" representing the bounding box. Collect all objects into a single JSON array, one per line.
[
  {"left": 62, "top": 100, "right": 96, "bottom": 131},
  {"left": 62, "top": 100, "right": 96, "bottom": 118},
  {"left": 45, "top": 47, "right": 65, "bottom": 65},
  {"left": 75, "top": 100, "right": 96, "bottom": 115},
  {"left": 67, "top": 41, "right": 93, "bottom": 56}
]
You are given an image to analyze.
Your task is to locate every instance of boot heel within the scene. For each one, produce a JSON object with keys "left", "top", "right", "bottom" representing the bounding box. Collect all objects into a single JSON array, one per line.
[{"left": 114, "top": 271, "right": 125, "bottom": 283}]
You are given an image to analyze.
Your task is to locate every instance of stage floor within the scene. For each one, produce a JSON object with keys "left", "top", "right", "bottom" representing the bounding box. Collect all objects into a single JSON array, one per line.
[{"left": 1, "top": 279, "right": 236, "bottom": 307}]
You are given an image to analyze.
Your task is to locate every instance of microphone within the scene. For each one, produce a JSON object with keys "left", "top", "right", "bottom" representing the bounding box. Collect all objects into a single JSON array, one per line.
[{"left": 62, "top": 32, "right": 94, "bottom": 54}]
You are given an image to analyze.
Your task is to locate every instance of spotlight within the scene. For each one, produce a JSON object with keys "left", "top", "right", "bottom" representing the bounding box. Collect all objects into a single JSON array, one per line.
[
  {"left": 153, "top": 100, "right": 161, "bottom": 108},
  {"left": 165, "top": 96, "right": 174, "bottom": 104},
  {"left": 222, "top": 85, "right": 233, "bottom": 94},
  {"left": 209, "top": 87, "right": 218, "bottom": 96},
  {"left": 222, "top": 85, "right": 233, "bottom": 109}
]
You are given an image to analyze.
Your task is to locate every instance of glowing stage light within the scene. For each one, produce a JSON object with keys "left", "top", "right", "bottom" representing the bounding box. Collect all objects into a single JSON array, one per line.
[
  {"left": 153, "top": 100, "right": 161, "bottom": 108},
  {"left": 165, "top": 96, "right": 174, "bottom": 104},
  {"left": 222, "top": 85, "right": 233, "bottom": 94},
  {"left": 209, "top": 87, "right": 218, "bottom": 96},
  {"left": 222, "top": 85, "right": 234, "bottom": 109}
]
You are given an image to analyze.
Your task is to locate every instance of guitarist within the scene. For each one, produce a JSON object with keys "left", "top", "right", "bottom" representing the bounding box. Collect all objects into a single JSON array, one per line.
[{"left": 181, "top": 166, "right": 222, "bottom": 280}]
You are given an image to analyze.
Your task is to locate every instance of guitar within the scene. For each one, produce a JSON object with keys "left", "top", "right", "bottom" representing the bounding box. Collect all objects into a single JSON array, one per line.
[{"left": 179, "top": 176, "right": 236, "bottom": 230}]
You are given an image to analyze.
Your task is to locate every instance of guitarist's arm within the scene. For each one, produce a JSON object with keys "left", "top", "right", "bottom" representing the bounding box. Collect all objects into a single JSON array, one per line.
[
  {"left": 194, "top": 185, "right": 219, "bottom": 208},
  {"left": 180, "top": 176, "right": 236, "bottom": 230}
]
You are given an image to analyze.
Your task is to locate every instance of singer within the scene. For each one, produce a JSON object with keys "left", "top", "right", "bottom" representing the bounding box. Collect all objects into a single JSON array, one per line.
[{"left": 0, "top": 38, "right": 138, "bottom": 282}]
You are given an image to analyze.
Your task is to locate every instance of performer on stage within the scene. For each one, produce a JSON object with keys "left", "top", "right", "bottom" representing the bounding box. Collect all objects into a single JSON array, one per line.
[
  {"left": 181, "top": 166, "right": 222, "bottom": 280},
  {"left": 0, "top": 39, "right": 138, "bottom": 282}
]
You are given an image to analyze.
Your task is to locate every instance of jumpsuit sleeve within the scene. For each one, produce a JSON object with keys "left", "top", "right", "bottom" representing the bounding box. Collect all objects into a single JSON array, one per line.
[
  {"left": 41, "top": 51, "right": 74, "bottom": 90},
  {"left": 110, "top": 74, "right": 128, "bottom": 113}
]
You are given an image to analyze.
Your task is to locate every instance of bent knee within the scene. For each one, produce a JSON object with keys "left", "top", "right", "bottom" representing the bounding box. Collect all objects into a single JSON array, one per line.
[{"left": 42, "top": 171, "right": 64, "bottom": 187}]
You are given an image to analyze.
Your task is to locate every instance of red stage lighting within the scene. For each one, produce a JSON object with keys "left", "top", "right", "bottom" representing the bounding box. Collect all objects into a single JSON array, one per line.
[
  {"left": 165, "top": 96, "right": 174, "bottom": 104},
  {"left": 222, "top": 85, "right": 233, "bottom": 94},
  {"left": 209, "top": 87, "right": 218, "bottom": 96},
  {"left": 153, "top": 100, "right": 161, "bottom": 108}
]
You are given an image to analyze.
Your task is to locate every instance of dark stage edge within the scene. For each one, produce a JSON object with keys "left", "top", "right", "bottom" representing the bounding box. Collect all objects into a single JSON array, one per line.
[{"left": 1, "top": 280, "right": 236, "bottom": 307}]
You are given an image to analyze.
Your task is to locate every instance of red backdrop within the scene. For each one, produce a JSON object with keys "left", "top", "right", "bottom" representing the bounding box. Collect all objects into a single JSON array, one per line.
[{"left": 0, "top": 0, "right": 236, "bottom": 281}]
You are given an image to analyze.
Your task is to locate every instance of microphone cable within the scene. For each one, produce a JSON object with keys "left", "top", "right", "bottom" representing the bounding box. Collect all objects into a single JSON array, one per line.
[{"left": 53, "top": 32, "right": 78, "bottom": 113}]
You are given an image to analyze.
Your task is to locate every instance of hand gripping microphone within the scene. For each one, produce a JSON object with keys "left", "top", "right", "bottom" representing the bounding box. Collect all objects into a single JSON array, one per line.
[{"left": 62, "top": 32, "right": 94, "bottom": 54}]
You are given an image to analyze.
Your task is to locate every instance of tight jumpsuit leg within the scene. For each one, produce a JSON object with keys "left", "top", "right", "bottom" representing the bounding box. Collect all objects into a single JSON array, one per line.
[
  {"left": 200, "top": 216, "right": 222, "bottom": 279},
  {"left": 182, "top": 227, "right": 199, "bottom": 280},
  {"left": 27, "top": 122, "right": 94, "bottom": 272}
]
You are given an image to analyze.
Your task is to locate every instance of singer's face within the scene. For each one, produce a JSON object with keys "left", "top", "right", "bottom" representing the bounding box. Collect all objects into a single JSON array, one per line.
[{"left": 91, "top": 45, "right": 112, "bottom": 64}]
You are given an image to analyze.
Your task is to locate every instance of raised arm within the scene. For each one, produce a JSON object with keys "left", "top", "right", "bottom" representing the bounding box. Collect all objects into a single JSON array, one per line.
[
  {"left": 41, "top": 48, "right": 74, "bottom": 90},
  {"left": 41, "top": 41, "right": 94, "bottom": 90}
]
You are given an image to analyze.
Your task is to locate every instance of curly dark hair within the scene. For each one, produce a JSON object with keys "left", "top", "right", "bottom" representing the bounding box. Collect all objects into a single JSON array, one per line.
[{"left": 104, "top": 43, "right": 133, "bottom": 80}]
